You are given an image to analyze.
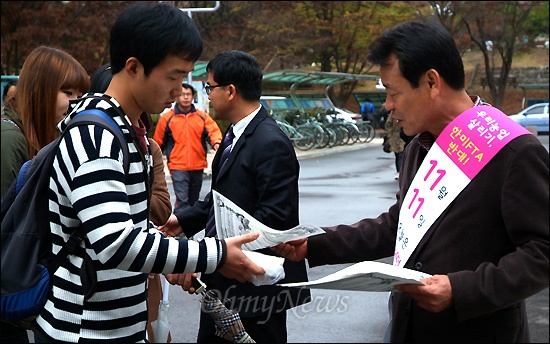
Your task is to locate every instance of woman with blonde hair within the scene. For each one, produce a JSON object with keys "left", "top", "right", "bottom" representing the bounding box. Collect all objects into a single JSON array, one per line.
[{"left": 1, "top": 46, "right": 89, "bottom": 343}]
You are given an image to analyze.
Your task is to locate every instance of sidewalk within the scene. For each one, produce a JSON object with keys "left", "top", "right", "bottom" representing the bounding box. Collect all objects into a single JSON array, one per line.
[{"left": 162, "top": 137, "right": 384, "bottom": 182}]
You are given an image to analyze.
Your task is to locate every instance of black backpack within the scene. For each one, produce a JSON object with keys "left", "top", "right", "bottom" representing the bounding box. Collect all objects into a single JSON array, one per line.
[{"left": 0, "top": 109, "right": 129, "bottom": 329}]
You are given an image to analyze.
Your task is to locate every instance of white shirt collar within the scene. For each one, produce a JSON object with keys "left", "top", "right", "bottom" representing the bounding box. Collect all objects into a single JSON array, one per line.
[{"left": 230, "top": 105, "right": 262, "bottom": 145}]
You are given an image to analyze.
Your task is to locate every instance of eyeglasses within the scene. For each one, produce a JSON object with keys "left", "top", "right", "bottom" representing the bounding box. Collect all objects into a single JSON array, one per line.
[{"left": 204, "top": 84, "right": 228, "bottom": 95}]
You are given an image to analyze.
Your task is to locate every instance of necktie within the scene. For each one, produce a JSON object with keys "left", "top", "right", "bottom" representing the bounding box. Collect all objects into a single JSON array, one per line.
[
  {"left": 204, "top": 126, "right": 234, "bottom": 237},
  {"left": 219, "top": 126, "right": 235, "bottom": 167}
]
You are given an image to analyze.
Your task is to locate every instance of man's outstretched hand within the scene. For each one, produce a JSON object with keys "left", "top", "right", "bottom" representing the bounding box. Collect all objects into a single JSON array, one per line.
[
  {"left": 271, "top": 238, "right": 308, "bottom": 261},
  {"left": 157, "top": 213, "right": 183, "bottom": 237},
  {"left": 219, "top": 232, "right": 266, "bottom": 283}
]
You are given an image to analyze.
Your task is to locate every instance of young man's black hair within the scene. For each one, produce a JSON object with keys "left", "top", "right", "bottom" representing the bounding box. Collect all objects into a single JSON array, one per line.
[
  {"left": 206, "top": 50, "right": 263, "bottom": 101},
  {"left": 109, "top": 2, "right": 203, "bottom": 75}
]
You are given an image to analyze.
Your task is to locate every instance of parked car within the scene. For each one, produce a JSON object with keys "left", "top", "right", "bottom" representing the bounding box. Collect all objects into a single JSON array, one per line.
[
  {"left": 508, "top": 102, "right": 549, "bottom": 134},
  {"left": 534, "top": 34, "right": 549, "bottom": 49},
  {"left": 327, "top": 107, "right": 362, "bottom": 123}
]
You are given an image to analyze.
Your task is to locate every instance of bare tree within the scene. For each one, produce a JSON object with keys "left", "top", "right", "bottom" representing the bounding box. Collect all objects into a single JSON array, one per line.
[
  {"left": 444, "top": 1, "right": 541, "bottom": 108},
  {"left": 252, "top": 1, "right": 426, "bottom": 107},
  {"left": 1, "top": 1, "right": 140, "bottom": 75}
]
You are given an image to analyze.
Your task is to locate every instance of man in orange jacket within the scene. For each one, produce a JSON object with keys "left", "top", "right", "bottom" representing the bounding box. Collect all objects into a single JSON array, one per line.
[{"left": 153, "top": 83, "right": 222, "bottom": 214}]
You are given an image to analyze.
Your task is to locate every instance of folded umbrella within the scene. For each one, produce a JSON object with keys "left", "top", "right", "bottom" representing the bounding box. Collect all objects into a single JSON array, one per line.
[{"left": 192, "top": 277, "right": 255, "bottom": 343}]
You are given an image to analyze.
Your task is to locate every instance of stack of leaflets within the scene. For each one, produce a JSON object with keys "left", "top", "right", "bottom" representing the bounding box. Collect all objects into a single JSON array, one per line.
[{"left": 278, "top": 261, "right": 431, "bottom": 292}]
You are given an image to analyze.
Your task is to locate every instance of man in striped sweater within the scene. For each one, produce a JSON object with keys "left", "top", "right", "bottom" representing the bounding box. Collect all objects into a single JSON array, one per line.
[{"left": 33, "top": 3, "right": 264, "bottom": 343}]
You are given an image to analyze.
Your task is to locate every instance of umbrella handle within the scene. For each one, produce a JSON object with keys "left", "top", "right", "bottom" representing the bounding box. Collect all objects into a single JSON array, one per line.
[{"left": 192, "top": 276, "right": 207, "bottom": 295}]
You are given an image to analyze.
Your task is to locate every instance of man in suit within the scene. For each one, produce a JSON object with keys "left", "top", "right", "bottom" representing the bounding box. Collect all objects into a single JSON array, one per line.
[
  {"left": 274, "top": 20, "right": 549, "bottom": 342},
  {"left": 160, "top": 50, "right": 310, "bottom": 343}
]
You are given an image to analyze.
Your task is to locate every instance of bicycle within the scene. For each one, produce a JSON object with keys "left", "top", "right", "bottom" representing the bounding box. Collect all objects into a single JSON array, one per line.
[
  {"left": 356, "top": 120, "right": 376, "bottom": 143},
  {"left": 291, "top": 113, "right": 334, "bottom": 149},
  {"left": 274, "top": 117, "right": 316, "bottom": 151}
]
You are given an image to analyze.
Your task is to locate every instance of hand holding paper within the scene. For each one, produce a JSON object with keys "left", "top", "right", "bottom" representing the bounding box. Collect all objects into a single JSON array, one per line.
[
  {"left": 395, "top": 274, "right": 453, "bottom": 312},
  {"left": 272, "top": 238, "right": 308, "bottom": 262},
  {"left": 242, "top": 251, "right": 285, "bottom": 286},
  {"left": 212, "top": 191, "right": 324, "bottom": 250},
  {"left": 219, "top": 232, "right": 266, "bottom": 283}
]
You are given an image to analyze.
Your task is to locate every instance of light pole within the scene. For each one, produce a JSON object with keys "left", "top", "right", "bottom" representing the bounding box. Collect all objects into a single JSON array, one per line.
[{"left": 179, "top": 1, "right": 221, "bottom": 84}]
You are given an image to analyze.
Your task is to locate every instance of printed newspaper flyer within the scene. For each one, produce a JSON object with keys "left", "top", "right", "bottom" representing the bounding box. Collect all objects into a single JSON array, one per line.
[
  {"left": 278, "top": 260, "right": 431, "bottom": 292},
  {"left": 212, "top": 190, "right": 325, "bottom": 251}
]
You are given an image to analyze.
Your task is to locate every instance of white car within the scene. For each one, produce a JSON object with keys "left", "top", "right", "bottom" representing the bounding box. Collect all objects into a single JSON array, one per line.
[
  {"left": 508, "top": 102, "right": 549, "bottom": 134},
  {"left": 326, "top": 107, "right": 362, "bottom": 123}
]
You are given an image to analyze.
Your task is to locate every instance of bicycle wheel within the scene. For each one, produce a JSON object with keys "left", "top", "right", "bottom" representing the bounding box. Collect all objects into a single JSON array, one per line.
[
  {"left": 334, "top": 125, "right": 350, "bottom": 146},
  {"left": 298, "top": 123, "right": 326, "bottom": 149},
  {"left": 323, "top": 126, "right": 337, "bottom": 148},
  {"left": 312, "top": 124, "right": 329, "bottom": 149},
  {"left": 364, "top": 123, "right": 376, "bottom": 143},
  {"left": 293, "top": 126, "right": 316, "bottom": 151},
  {"left": 313, "top": 125, "right": 329, "bottom": 149},
  {"left": 346, "top": 123, "right": 360, "bottom": 145},
  {"left": 357, "top": 122, "right": 375, "bottom": 143}
]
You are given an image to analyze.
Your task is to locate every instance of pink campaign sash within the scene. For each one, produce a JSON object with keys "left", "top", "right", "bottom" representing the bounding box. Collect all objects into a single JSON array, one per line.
[{"left": 393, "top": 106, "right": 530, "bottom": 267}]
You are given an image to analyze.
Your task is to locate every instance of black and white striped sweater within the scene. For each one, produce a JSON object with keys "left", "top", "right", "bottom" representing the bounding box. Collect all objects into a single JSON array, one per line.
[{"left": 34, "top": 94, "right": 225, "bottom": 343}]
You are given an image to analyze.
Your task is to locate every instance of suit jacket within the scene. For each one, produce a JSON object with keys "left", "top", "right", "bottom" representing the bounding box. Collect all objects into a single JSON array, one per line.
[
  {"left": 175, "top": 106, "right": 311, "bottom": 317},
  {"left": 308, "top": 133, "right": 549, "bottom": 342}
]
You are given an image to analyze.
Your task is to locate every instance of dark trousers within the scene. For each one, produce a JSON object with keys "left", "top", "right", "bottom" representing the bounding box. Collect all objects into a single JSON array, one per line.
[
  {"left": 197, "top": 309, "right": 288, "bottom": 343},
  {"left": 171, "top": 169, "right": 203, "bottom": 213}
]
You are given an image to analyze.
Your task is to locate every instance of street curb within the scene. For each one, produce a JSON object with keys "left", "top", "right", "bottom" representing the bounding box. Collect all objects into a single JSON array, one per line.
[{"left": 295, "top": 137, "right": 383, "bottom": 161}]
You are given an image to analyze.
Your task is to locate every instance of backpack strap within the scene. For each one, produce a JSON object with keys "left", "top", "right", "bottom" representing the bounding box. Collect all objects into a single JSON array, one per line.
[
  {"left": 47, "top": 226, "right": 86, "bottom": 277},
  {"left": 13, "top": 110, "right": 130, "bottom": 197},
  {"left": 69, "top": 109, "right": 130, "bottom": 174},
  {"left": 15, "top": 161, "right": 31, "bottom": 196},
  {"left": 45, "top": 109, "right": 130, "bottom": 275},
  {"left": 77, "top": 95, "right": 147, "bottom": 179},
  {"left": 75, "top": 95, "right": 151, "bottom": 213}
]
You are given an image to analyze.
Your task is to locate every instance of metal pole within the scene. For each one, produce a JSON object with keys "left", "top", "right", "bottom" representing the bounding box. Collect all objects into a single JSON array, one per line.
[
  {"left": 186, "top": 9, "right": 193, "bottom": 85},
  {"left": 178, "top": 1, "right": 221, "bottom": 84}
]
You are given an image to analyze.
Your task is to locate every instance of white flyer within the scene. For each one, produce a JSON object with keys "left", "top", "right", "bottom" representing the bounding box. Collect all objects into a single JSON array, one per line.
[
  {"left": 278, "top": 260, "right": 431, "bottom": 292},
  {"left": 212, "top": 190, "right": 324, "bottom": 251}
]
